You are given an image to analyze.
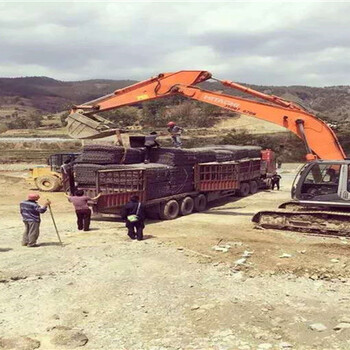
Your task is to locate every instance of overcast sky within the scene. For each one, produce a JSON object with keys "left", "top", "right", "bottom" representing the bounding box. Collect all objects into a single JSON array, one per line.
[{"left": 1, "top": 1, "right": 350, "bottom": 86}]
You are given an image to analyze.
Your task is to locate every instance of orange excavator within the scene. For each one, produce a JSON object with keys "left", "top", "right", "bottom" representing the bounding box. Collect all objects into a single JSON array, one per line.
[{"left": 67, "top": 70, "right": 350, "bottom": 235}]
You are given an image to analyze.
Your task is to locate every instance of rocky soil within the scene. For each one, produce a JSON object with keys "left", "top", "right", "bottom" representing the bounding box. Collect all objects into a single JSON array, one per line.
[{"left": 1, "top": 164, "right": 350, "bottom": 349}]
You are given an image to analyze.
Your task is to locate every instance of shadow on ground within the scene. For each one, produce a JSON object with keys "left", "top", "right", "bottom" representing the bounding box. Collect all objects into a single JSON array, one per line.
[
  {"left": 0, "top": 248, "right": 12, "bottom": 252},
  {"left": 39, "top": 242, "right": 64, "bottom": 247}
]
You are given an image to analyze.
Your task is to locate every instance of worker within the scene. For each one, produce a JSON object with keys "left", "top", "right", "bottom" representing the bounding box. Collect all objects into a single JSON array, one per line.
[
  {"left": 20, "top": 193, "right": 50, "bottom": 247},
  {"left": 167, "top": 121, "right": 183, "bottom": 148},
  {"left": 271, "top": 172, "right": 282, "bottom": 190},
  {"left": 61, "top": 158, "right": 75, "bottom": 195},
  {"left": 144, "top": 131, "right": 160, "bottom": 163},
  {"left": 65, "top": 190, "right": 101, "bottom": 231},
  {"left": 121, "top": 195, "right": 145, "bottom": 241}
]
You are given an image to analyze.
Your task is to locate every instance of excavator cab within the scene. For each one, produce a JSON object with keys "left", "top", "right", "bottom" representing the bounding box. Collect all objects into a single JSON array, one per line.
[{"left": 292, "top": 160, "right": 350, "bottom": 206}]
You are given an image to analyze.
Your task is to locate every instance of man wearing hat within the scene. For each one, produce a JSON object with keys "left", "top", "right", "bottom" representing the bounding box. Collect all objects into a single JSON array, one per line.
[
  {"left": 20, "top": 193, "right": 51, "bottom": 247},
  {"left": 167, "top": 121, "right": 183, "bottom": 148}
]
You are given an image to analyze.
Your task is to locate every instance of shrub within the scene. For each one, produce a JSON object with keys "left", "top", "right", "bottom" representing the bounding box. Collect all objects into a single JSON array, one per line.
[
  {"left": 222, "top": 130, "right": 305, "bottom": 162},
  {"left": 6, "top": 112, "right": 43, "bottom": 129},
  {"left": 0, "top": 123, "right": 7, "bottom": 134},
  {"left": 102, "top": 106, "right": 140, "bottom": 127}
]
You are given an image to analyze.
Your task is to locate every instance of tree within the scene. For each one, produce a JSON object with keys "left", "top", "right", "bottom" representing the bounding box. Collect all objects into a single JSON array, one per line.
[
  {"left": 141, "top": 104, "right": 167, "bottom": 127},
  {"left": 6, "top": 112, "right": 43, "bottom": 129},
  {"left": 60, "top": 111, "right": 70, "bottom": 126},
  {"left": 102, "top": 106, "right": 140, "bottom": 127},
  {"left": 0, "top": 123, "right": 7, "bottom": 134},
  {"left": 164, "top": 101, "right": 216, "bottom": 128}
]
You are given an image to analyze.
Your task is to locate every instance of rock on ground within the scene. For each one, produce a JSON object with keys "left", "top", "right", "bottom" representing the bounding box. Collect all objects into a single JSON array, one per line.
[{"left": 0, "top": 336, "right": 40, "bottom": 350}]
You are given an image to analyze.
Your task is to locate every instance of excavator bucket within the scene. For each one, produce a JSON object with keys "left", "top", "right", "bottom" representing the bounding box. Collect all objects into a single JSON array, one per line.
[{"left": 67, "top": 112, "right": 118, "bottom": 139}]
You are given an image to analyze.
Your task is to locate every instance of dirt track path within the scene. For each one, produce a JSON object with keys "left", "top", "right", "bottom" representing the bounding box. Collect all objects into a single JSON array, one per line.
[{"left": 2, "top": 164, "right": 350, "bottom": 349}]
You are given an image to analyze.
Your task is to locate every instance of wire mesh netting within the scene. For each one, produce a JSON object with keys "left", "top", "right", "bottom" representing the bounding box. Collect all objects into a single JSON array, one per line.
[{"left": 74, "top": 145, "right": 262, "bottom": 199}]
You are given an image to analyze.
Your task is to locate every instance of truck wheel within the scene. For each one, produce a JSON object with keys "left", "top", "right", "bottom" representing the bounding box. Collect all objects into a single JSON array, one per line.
[
  {"left": 159, "top": 200, "right": 179, "bottom": 220},
  {"left": 194, "top": 194, "right": 207, "bottom": 212},
  {"left": 238, "top": 182, "right": 250, "bottom": 197},
  {"left": 180, "top": 197, "right": 194, "bottom": 216},
  {"left": 249, "top": 180, "right": 258, "bottom": 194},
  {"left": 145, "top": 204, "right": 160, "bottom": 220},
  {"left": 35, "top": 176, "right": 62, "bottom": 192}
]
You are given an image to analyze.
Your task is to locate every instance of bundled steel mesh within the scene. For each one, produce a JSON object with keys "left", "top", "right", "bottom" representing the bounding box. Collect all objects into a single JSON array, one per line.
[
  {"left": 149, "top": 147, "right": 217, "bottom": 166},
  {"left": 80, "top": 150, "right": 118, "bottom": 164},
  {"left": 149, "top": 148, "right": 197, "bottom": 166},
  {"left": 189, "top": 148, "right": 217, "bottom": 163},
  {"left": 74, "top": 164, "right": 105, "bottom": 185},
  {"left": 146, "top": 182, "right": 171, "bottom": 200},
  {"left": 146, "top": 181, "right": 194, "bottom": 200},
  {"left": 168, "top": 166, "right": 194, "bottom": 185},
  {"left": 75, "top": 145, "right": 262, "bottom": 197},
  {"left": 74, "top": 162, "right": 170, "bottom": 186},
  {"left": 214, "top": 150, "right": 235, "bottom": 162},
  {"left": 146, "top": 165, "right": 194, "bottom": 199},
  {"left": 80, "top": 145, "right": 145, "bottom": 164}
]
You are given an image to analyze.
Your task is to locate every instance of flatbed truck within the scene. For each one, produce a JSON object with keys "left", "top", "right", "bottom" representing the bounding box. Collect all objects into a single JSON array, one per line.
[{"left": 71, "top": 150, "right": 275, "bottom": 220}]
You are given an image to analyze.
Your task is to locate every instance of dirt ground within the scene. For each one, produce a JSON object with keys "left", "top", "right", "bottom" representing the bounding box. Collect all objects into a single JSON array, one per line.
[{"left": 2, "top": 163, "right": 350, "bottom": 350}]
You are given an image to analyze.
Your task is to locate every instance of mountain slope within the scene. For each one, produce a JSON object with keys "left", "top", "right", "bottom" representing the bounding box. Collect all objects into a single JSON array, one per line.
[{"left": 0, "top": 76, "right": 349, "bottom": 122}]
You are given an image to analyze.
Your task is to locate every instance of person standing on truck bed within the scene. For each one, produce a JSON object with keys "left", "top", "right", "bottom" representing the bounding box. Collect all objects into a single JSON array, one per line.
[
  {"left": 65, "top": 190, "right": 101, "bottom": 231},
  {"left": 20, "top": 193, "right": 50, "bottom": 247},
  {"left": 61, "top": 158, "right": 75, "bottom": 195},
  {"left": 144, "top": 131, "right": 160, "bottom": 164},
  {"left": 167, "top": 121, "right": 183, "bottom": 148},
  {"left": 121, "top": 195, "right": 145, "bottom": 241}
]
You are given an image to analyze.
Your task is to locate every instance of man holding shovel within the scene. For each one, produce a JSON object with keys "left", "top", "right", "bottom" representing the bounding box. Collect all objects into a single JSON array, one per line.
[{"left": 20, "top": 193, "right": 50, "bottom": 247}]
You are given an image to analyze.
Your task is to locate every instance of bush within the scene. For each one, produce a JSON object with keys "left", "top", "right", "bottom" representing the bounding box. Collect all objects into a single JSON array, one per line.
[
  {"left": 6, "top": 112, "right": 44, "bottom": 129},
  {"left": 221, "top": 130, "right": 305, "bottom": 162},
  {"left": 60, "top": 111, "right": 70, "bottom": 126},
  {"left": 141, "top": 104, "right": 167, "bottom": 127},
  {"left": 101, "top": 106, "right": 140, "bottom": 127},
  {"left": 146, "top": 101, "right": 217, "bottom": 128},
  {"left": 0, "top": 123, "right": 7, "bottom": 134}
]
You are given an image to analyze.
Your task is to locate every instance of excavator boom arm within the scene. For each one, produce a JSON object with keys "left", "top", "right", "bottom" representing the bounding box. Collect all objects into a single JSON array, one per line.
[
  {"left": 73, "top": 70, "right": 211, "bottom": 113},
  {"left": 68, "top": 70, "right": 345, "bottom": 160},
  {"left": 173, "top": 84, "right": 345, "bottom": 161}
]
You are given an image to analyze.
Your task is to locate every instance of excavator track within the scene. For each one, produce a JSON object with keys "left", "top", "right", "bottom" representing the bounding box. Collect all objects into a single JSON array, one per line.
[{"left": 252, "top": 209, "right": 350, "bottom": 237}]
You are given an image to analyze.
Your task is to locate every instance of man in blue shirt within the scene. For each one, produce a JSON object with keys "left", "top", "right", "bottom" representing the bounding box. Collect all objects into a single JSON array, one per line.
[{"left": 20, "top": 193, "right": 50, "bottom": 247}]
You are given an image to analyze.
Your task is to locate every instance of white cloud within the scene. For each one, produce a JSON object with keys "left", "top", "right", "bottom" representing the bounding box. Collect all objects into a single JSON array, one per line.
[{"left": 0, "top": 2, "right": 350, "bottom": 86}]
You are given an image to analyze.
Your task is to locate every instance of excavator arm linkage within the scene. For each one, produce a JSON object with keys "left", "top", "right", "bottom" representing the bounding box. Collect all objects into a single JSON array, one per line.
[{"left": 67, "top": 70, "right": 345, "bottom": 161}]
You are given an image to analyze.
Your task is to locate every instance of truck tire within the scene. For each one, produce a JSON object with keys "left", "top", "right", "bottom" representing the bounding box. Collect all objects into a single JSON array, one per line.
[
  {"left": 35, "top": 176, "right": 62, "bottom": 192},
  {"left": 145, "top": 204, "right": 160, "bottom": 220},
  {"left": 238, "top": 182, "right": 250, "bottom": 197},
  {"left": 249, "top": 180, "right": 258, "bottom": 194},
  {"left": 194, "top": 194, "right": 207, "bottom": 212},
  {"left": 159, "top": 200, "right": 179, "bottom": 220},
  {"left": 180, "top": 196, "right": 194, "bottom": 216}
]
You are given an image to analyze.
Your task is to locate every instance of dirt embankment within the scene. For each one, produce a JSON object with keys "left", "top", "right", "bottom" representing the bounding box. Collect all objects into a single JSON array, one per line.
[{"left": 0, "top": 139, "right": 82, "bottom": 163}]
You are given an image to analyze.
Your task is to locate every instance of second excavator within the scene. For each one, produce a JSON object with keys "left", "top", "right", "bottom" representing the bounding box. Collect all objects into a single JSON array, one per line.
[{"left": 67, "top": 70, "right": 350, "bottom": 236}]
